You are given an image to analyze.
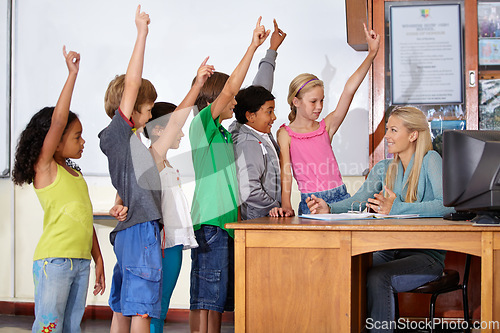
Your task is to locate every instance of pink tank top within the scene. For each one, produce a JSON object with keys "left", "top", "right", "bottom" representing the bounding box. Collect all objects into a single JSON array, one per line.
[{"left": 281, "top": 119, "right": 343, "bottom": 193}]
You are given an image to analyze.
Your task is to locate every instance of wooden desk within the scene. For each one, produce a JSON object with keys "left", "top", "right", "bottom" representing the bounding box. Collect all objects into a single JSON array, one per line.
[{"left": 226, "top": 217, "right": 500, "bottom": 332}]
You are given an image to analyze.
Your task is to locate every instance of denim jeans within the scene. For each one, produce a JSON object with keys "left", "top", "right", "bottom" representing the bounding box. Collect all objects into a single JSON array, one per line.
[
  {"left": 190, "top": 225, "right": 234, "bottom": 312},
  {"left": 150, "top": 245, "right": 183, "bottom": 333},
  {"left": 32, "top": 258, "right": 90, "bottom": 333},
  {"left": 298, "top": 184, "right": 351, "bottom": 215},
  {"left": 366, "top": 250, "right": 444, "bottom": 333},
  {"left": 109, "top": 221, "right": 162, "bottom": 319}
]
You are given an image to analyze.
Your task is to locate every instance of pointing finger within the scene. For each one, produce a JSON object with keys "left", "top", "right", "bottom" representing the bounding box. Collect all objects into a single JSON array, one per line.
[{"left": 256, "top": 16, "right": 262, "bottom": 28}]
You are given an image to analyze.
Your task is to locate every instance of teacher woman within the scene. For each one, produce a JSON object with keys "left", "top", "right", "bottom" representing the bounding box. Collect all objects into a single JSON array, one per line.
[{"left": 306, "top": 106, "right": 455, "bottom": 332}]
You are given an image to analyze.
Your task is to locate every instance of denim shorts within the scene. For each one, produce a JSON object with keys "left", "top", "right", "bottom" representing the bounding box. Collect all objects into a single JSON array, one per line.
[
  {"left": 109, "top": 221, "right": 162, "bottom": 318},
  {"left": 298, "top": 184, "right": 351, "bottom": 215},
  {"left": 190, "top": 225, "right": 234, "bottom": 313},
  {"left": 32, "top": 258, "right": 90, "bottom": 333}
]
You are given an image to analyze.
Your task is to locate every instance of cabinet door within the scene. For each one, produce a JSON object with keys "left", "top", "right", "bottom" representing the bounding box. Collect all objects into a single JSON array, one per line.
[{"left": 371, "top": 0, "right": 478, "bottom": 166}]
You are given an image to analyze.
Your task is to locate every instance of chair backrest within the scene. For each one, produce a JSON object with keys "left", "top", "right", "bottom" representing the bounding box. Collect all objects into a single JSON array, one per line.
[{"left": 462, "top": 254, "right": 472, "bottom": 287}]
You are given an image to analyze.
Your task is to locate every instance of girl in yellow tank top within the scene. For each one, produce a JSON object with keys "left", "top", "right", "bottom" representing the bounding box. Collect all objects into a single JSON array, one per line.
[{"left": 12, "top": 47, "right": 105, "bottom": 333}]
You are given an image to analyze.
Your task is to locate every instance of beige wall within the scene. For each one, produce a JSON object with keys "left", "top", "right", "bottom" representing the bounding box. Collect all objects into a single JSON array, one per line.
[
  {"left": 0, "top": 179, "right": 12, "bottom": 299},
  {"left": 1, "top": 175, "right": 364, "bottom": 309}
]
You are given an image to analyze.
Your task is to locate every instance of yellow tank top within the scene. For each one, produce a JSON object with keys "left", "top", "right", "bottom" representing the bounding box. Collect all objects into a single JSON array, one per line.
[{"left": 33, "top": 163, "right": 93, "bottom": 261}]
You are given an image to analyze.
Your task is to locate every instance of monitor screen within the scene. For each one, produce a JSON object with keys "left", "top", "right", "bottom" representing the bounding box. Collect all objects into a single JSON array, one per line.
[{"left": 442, "top": 130, "right": 500, "bottom": 224}]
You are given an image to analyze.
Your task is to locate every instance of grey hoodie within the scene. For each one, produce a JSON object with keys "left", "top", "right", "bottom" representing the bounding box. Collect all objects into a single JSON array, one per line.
[{"left": 229, "top": 121, "right": 281, "bottom": 220}]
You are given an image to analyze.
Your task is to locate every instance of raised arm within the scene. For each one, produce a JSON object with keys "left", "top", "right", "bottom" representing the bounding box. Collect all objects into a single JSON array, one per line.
[
  {"left": 324, "top": 23, "right": 380, "bottom": 139},
  {"left": 151, "top": 57, "right": 214, "bottom": 158},
  {"left": 35, "top": 46, "right": 79, "bottom": 181},
  {"left": 119, "top": 5, "right": 150, "bottom": 120},
  {"left": 252, "top": 19, "right": 286, "bottom": 91},
  {"left": 210, "top": 17, "right": 270, "bottom": 120},
  {"left": 277, "top": 127, "right": 295, "bottom": 216}
]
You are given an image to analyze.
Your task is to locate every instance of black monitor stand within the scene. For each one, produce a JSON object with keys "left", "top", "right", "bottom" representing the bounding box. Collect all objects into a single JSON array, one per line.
[
  {"left": 472, "top": 212, "right": 500, "bottom": 225},
  {"left": 443, "top": 211, "right": 477, "bottom": 221}
]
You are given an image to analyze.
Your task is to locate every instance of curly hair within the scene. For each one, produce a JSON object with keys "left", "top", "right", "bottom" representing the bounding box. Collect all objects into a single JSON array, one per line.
[
  {"left": 12, "top": 107, "right": 80, "bottom": 186},
  {"left": 234, "top": 85, "right": 275, "bottom": 124}
]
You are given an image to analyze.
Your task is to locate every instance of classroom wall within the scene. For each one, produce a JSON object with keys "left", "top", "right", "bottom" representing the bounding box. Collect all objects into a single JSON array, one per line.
[{"left": 1, "top": 0, "right": 372, "bottom": 309}]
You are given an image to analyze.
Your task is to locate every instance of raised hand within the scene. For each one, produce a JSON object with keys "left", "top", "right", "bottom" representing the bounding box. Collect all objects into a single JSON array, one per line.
[
  {"left": 270, "top": 19, "right": 287, "bottom": 51},
  {"left": 193, "top": 56, "right": 215, "bottom": 88},
  {"left": 252, "top": 16, "right": 270, "bottom": 49},
  {"left": 367, "top": 186, "right": 396, "bottom": 214},
  {"left": 62, "top": 45, "right": 80, "bottom": 75},
  {"left": 135, "top": 4, "right": 150, "bottom": 35},
  {"left": 363, "top": 23, "right": 380, "bottom": 56}
]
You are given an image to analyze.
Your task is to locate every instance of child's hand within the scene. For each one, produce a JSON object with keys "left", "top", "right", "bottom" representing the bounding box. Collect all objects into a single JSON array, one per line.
[
  {"left": 278, "top": 205, "right": 295, "bottom": 217},
  {"left": 194, "top": 56, "right": 215, "bottom": 88},
  {"left": 135, "top": 5, "right": 150, "bottom": 35},
  {"left": 363, "top": 23, "right": 380, "bottom": 56},
  {"left": 269, "top": 206, "right": 294, "bottom": 217},
  {"left": 109, "top": 204, "right": 128, "bottom": 222},
  {"left": 269, "top": 207, "right": 284, "bottom": 217},
  {"left": 62, "top": 45, "right": 80, "bottom": 75},
  {"left": 93, "top": 259, "right": 106, "bottom": 296},
  {"left": 251, "top": 16, "right": 270, "bottom": 49},
  {"left": 270, "top": 19, "right": 286, "bottom": 51},
  {"left": 306, "top": 195, "right": 330, "bottom": 214}
]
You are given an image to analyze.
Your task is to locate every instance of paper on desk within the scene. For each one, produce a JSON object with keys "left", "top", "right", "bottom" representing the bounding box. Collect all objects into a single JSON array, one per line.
[{"left": 300, "top": 213, "right": 420, "bottom": 221}]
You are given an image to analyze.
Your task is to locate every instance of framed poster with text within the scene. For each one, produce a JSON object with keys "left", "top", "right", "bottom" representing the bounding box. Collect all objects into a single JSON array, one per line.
[{"left": 390, "top": 4, "right": 463, "bottom": 105}]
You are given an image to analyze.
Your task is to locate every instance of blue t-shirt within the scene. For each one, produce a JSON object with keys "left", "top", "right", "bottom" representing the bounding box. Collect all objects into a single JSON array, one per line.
[{"left": 329, "top": 150, "right": 455, "bottom": 265}]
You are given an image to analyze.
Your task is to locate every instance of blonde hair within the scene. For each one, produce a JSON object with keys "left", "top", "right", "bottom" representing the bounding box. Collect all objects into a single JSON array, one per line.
[
  {"left": 385, "top": 106, "right": 433, "bottom": 202},
  {"left": 287, "top": 73, "right": 324, "bottom": 122},
  {"left": 104, "top": 75, "right": 158, "bottom": 119}
]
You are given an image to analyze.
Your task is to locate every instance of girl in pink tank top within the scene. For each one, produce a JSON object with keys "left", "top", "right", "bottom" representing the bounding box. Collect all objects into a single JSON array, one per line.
[{"left": 275, "top": 23, "right": 380, "bottom": 216}]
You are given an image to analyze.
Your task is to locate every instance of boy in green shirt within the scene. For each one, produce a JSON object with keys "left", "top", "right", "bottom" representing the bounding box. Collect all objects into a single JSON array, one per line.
[{"left": 189, "top": 17, "right": 270, "bottom": 332}]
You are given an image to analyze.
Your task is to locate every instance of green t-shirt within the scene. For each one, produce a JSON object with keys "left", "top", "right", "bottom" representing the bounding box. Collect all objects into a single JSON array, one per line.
[{"left": 189, "top": 104, "right": 238, "bottom": 237}]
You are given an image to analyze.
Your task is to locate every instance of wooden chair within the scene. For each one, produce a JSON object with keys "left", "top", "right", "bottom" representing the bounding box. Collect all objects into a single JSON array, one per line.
[{"left": 394, "top": 254, "right": 471, "bottom": 333}]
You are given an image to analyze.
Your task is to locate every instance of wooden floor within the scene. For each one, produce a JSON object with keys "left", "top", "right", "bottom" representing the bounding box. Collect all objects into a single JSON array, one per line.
[
  {"left": 0, "top": 314, "right": 235, "bottom": 333},
  {"left": 0, "top": 314, "right": 480, "bottom": 332}
]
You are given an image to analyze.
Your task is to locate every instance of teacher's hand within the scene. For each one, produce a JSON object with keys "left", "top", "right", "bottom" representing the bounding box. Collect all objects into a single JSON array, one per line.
[
  {"left": 367, "top": 186, "right": 396, "bottom": 214},
  {"left": 306, "top": 195, "right": 330, "bottom": 214}
]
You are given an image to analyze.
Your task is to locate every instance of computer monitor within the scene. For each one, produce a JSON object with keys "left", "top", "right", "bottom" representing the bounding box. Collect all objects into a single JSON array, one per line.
[{"left": 442, "top": 130, "right": 500, "bottom": 224}]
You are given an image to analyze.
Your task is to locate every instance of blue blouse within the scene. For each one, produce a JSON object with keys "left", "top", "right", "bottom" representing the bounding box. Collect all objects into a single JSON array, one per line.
[{"left": 329, "top": 150, "right": 455, "bottom": 266}]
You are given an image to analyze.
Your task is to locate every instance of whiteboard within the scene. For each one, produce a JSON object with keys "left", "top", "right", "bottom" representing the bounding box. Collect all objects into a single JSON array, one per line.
[{"left": 11, "top": 0, "right": 370, "bottom": 176}]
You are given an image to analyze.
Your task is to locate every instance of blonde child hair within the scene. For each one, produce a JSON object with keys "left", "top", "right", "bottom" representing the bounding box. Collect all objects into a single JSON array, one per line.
[
  {"left": 385, "top": 106, "right": 433, "bottom": 203},
  {"left": 104, "top": 74, "right": 157, "bottom": 119},
  {"left": 286, "top": 73, "right": 324, "bottom": 122}
]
